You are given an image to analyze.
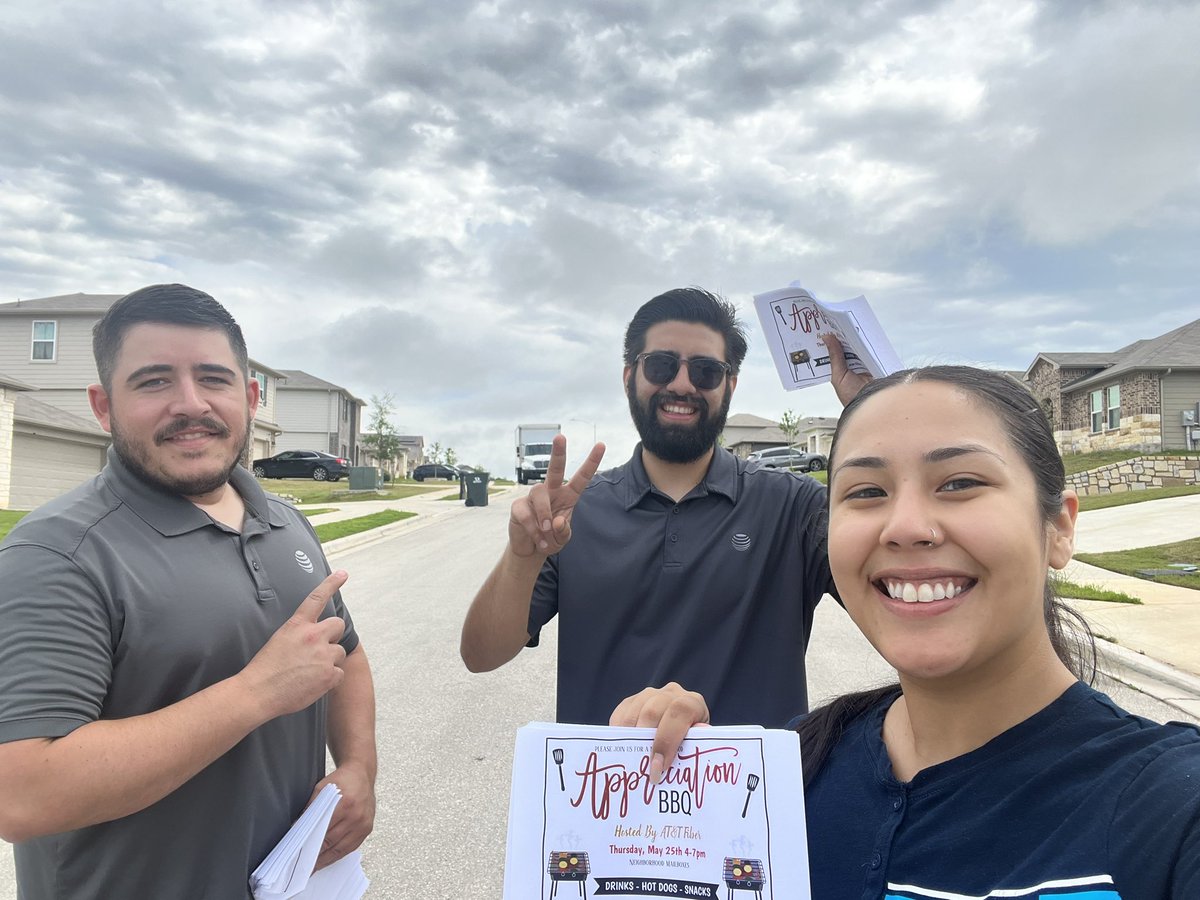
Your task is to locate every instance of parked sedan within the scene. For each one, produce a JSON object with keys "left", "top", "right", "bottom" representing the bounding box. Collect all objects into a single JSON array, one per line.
[
  {"left": 746, "top": 445, "right": 827, "bottom": 471},
  {"left": 251, "top": 450, "right": 349, "bottom": 481},
  {"left": 412, "top": 463, "right": 460, "bottom": 482}
]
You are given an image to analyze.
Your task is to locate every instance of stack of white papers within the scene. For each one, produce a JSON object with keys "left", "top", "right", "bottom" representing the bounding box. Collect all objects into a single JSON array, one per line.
[
  {"left": 503, "top": 722, "right": 810, "bottom": 899},
  {"left": 250, "top": 783, "right": 369, "bottom": 900}
]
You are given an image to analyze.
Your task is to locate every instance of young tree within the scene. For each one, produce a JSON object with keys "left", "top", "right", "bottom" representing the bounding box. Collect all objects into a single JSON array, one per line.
[
  {"left": 444, "top": 446, "right": 458, "bottom": 468},
  {"left": 779, "top": 409, "right": 802, "bottom": 450},
  {"left": 427, "top": 442, "right": 443, "bottom": 466},
  {"left": 361, "top": 393, "right": 403, "bottom": 474}
]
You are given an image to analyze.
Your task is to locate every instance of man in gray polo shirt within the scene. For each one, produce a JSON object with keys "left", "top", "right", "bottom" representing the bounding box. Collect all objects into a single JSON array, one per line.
[
  {"left": 0, "top": 284, "right": 376, "bottom": 899},
  {"left": 461, "top": 287, "right": 866, "bottom": 729}
]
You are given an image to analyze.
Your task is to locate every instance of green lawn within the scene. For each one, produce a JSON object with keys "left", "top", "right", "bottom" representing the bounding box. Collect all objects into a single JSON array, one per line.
[
  {"left": 258, "top": 478, "right": 447, "bottom": 504},
  {"left": 0, "top": 509, "right": 29, "bottom": 541},
  {"left": 313, "top": 510, "right": 415, "bottom": 542},
  {"left": 1075, "top": 537, "right": 1200, "bottom": 590},
  {"left": 301, "top": 507, "right": 337, "bottom": 517}
]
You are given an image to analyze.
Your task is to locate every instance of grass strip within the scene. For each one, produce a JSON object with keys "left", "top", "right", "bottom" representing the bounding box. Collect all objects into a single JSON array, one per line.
[
  {"left": 301, "top": 507, "right": 338, "bottom": 517},
  {"left": 314, "top": 509, "right": 415, "bottom": 543},
  {"left": 1052, "top": 577, "right": 1141, "bottom": 604},
  {"left": 1076, "top": 484, "right": 1200, "bottom": 512},
  {"left": 1075, "top": 537, "right": 1200, "bottom": 590}
]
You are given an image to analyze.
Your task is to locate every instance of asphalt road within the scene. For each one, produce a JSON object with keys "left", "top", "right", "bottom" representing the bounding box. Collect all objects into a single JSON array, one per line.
[{"left": 1, "top": 492, "right": 1193, "bottom": 899}]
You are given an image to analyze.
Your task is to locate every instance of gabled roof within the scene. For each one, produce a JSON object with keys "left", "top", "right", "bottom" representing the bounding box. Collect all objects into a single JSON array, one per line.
[
  {"left": 14, "top": 394, "right": 108, "bottom": 437},
  {"left": 1070, "top": 318, "right": 1200, "bottom": 392},
  {"left": 1024, "top": 317, "right": 1200, "bottom": 390},
  {"left": 725, "top": 413, "right": 778, "bottom": 428},
  {"left": 0, "top": 293, "right": 123, "bottom": 314},
  {"left": 276, "top": 369, "right": 364, "bottom": 404}
]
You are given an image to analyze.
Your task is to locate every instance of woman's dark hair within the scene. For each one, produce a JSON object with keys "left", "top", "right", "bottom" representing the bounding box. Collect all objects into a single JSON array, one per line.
[
  {"left": 623, "top": 287, "right": 749, "bottom": 373},
  {"left": 93, "top": 283, "right": 249, "bottom": 390},
  {"left": 797, "top": 365, "right": 1097, "bottom": 786}
]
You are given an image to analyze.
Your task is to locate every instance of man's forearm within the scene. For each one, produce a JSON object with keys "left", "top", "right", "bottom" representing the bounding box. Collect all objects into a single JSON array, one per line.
[
  {"left": 0, "top": 671, "right": 269, "bottom": 843},
  {"left": 459, "top": 547, "right": 546, "bottom": 672},
  {"left": 326, "top": 646, "right": 376, "bottom": 778}
]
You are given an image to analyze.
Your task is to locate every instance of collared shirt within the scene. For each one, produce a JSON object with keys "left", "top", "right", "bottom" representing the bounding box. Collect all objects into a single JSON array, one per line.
[
  {"left": 806, "top": 682, "right": 1200, "bottom": 899},
  {"left": 0, "top": 448, "right": 357, "bottom": 900},
  {"left": 529, "top": 445, "right": 834, "bottom": 727}
]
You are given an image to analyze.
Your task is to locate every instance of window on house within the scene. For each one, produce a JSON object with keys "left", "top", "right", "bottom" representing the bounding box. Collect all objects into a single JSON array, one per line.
[
  {"left": 1090, "top": 390, "right": 1104, "bottom": 433},
  {"left": 1106, "top": 384, "right": 1120, "bottom": 430},
  {"left": 32, "top": 320, "right": 57, "bottom": 361},
  {"left": 252, "top": 370, "right": 268, "bottom": 407}
]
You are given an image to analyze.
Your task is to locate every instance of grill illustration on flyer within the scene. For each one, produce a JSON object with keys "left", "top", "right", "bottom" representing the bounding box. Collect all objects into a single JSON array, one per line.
[{"left": 503, "top": 724, "right": 811, "bottom": 900}]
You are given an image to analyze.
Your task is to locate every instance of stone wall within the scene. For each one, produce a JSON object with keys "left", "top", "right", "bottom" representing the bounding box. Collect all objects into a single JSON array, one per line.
[
  {"left": 1066, "top": 454, "right": 1200, "bottom": 496},
  {"left": 1057, "top": 413, "right": 1162, "bottom": 455}
]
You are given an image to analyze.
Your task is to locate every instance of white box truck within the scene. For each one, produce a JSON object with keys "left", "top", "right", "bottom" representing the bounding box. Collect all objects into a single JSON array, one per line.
[{"left": 515, "top": 424, "right": 560, "bottom": 484}]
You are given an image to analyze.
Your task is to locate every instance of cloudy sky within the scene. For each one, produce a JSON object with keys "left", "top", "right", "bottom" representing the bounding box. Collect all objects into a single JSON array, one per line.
[{"left": 2, "top": 0, "right": 1198, "bottom": 475}]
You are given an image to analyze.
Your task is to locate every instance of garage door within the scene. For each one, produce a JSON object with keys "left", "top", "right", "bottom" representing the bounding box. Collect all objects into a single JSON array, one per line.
[{"left": 10, "top": 433, "right": 107, "bottom": 510}]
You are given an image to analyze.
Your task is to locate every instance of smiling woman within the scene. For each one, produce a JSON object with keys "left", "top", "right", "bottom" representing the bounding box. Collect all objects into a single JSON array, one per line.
[{"left": 623, "top": 366, "right": 1200, "bottom": 900}]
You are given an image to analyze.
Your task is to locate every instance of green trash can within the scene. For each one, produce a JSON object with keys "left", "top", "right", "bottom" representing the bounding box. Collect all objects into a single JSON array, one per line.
[
  {"left": 464, "top": 471, "right": 489, "bottom": 507},
  {"left": 348, "top": 466, "right": 381, "bottom": 490}
]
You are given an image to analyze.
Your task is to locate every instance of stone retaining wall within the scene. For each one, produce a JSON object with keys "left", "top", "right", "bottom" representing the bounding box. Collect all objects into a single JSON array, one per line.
[{"left": 1067, "top": 455, "right": 1200, "bottom": 496}]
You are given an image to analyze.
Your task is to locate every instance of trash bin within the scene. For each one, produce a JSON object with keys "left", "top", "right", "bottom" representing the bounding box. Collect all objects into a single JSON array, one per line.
[
  {"left": 458, "top": 471, "right": 467, "bottom": 499},
  {"left": 464, "top": 471, "right": 490, "bottom": 507}
]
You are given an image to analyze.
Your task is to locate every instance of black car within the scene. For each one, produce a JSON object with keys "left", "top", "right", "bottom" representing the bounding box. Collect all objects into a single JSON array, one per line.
[
  {"left": 412, "top": 463, "right": 460, "bottom": 482},
  {"left": 251, "top": 450, "right": 349, "bottom": 481}
]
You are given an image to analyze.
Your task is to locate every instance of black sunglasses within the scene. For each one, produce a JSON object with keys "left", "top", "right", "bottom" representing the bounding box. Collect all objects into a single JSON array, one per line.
[{"left": 635, "top": 351, "right": 732, "bottom": 391}]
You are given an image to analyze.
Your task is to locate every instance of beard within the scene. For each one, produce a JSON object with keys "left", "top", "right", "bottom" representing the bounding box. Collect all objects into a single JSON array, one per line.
[
  {"left": 111, "top": 414, "right": 251, "bottom": 498},
  {"left": 627, "top": 371, "right": 732, "bottom": 464}
]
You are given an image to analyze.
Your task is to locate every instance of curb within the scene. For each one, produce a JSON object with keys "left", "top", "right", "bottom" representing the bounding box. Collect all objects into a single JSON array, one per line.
[{"left": 1094, "top": 639, "right": 1200, "bottom": 721}]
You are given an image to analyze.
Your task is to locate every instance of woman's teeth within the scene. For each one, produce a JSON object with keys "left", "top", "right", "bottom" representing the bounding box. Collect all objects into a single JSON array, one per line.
[{"left": 885, "top": 581, "right": 966, "bottom": 603}]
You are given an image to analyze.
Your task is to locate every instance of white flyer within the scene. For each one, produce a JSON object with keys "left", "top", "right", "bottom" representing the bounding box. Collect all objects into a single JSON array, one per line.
[
  {"left": 503, "top": 722, "right": 810, "bottom": 899},
  {"left": 753, "top": 284, "right": 901, "bottom": 391}
]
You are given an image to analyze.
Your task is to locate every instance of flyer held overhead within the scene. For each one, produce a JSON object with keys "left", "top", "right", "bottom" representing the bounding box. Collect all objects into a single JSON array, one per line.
[{"left": 753, "top": 283, "right": 901, "bottom": 391}]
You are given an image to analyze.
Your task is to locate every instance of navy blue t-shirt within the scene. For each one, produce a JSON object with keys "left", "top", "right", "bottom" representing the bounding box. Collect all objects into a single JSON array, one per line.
[{"left": 805, "top": 682, "right": 1200, "bottom": 899}]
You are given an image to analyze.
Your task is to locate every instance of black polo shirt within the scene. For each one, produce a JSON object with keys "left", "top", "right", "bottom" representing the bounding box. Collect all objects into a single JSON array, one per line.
[
  {"left": 0, "top": 448, "right": 357, "bottom": 900},
  {"left": 529, "top": 445, "right": 834, "bottom": 727}
]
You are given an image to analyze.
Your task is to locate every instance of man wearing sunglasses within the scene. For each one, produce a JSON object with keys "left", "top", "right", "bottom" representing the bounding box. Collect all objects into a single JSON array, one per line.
[{"left": 461, "top": 287, "right": 866, "bottom": 727}]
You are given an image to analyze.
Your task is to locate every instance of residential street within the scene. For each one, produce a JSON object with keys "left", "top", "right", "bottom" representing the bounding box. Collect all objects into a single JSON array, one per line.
[{"left": 1, "top": 490, "right": 1195, "bottom": 899}]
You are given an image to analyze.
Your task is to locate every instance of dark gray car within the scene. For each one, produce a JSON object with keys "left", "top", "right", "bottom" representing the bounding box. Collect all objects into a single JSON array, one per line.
[{"left": 746, "top": 445, "right": 827, "bottom": 471}]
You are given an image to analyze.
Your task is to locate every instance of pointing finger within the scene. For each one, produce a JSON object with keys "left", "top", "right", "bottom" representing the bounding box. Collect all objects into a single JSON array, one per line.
[{"left": 293, "top": 570, "right": 348, "bottom": 623}]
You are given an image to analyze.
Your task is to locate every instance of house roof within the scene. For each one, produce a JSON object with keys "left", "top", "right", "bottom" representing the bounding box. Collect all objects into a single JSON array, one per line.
[
  {"left": 0, "top": 293, "right": 123, "bottom": 314},
  {"left": 1024, "top": 318, "right": 1200, "bottom": 391},
  {"left": 0, "top": 371, "right": 40, "bottom": 391},
  {"left": 276, "top": 369, "right": 364, "bottom": 404},
  {"left": 14, "top": 394, "right": 108, "bottom": 437},
  {"left": 725, "top": 413, "right": 778, "bottom": 428}
]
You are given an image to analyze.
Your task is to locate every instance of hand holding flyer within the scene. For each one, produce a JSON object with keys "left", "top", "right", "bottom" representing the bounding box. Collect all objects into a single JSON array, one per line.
[
  {"left": 503, "top": 722, "right": 810, "bottom": 899},
  {"left": 753, "top": 284, "right": 901, "bottom": 391}
]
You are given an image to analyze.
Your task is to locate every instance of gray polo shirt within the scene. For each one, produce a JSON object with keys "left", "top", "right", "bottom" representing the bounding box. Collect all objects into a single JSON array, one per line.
[
  {"left": 0, "top": 448, "right": 358, "bottom": 900},
  {"left": 529, "top": 445, "right": 834, "bottom": 728}
]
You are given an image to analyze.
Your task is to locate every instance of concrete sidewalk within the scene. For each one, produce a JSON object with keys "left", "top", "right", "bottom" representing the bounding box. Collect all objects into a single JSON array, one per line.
[{"left": 1067, "top": 494, "right": 1200, "bottom": 719}]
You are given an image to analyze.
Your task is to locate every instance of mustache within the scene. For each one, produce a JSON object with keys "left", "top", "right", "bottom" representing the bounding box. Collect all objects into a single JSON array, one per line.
[
  {"left": 654, "top": 391, "right": 709, "bottom": 416},
  {"left": 155, "top": 417, "right": 231, "bottom": 444}
]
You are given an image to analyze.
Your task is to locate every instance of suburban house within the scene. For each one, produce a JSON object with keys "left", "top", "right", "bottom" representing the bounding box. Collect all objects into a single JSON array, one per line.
[
  {"left": 1025, "top": 317, "right": 1200, "bottom": 453},
  {"left": 358, "top": 434, "right": 410, "bottom": 480},
  {"left": 0, "top": 292, "right": 292, "bottom": 507},
  {"left": 274, "top": 370, "right": 365, "bottom": 463},
  {"left": 722, "top": 412, "right": 838, "bottom": 459}
]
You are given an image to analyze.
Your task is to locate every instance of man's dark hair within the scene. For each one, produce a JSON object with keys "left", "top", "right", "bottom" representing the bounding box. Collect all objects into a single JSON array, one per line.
[
  {"left": 93, "top": 284, "right": 249, "bottom": 389},
  {"left": 623, "top": 288, "right": 749, "bottom": 372}
]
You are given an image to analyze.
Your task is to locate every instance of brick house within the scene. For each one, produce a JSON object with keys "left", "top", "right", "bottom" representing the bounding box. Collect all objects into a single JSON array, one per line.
[{"left": 1024, "top": 317, "right": 1200, "bottom": 453}]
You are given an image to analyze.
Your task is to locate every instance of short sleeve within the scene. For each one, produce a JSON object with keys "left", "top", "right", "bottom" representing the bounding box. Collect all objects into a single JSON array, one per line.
[
  {"left": 0, "top": 545, "right": 116, "bottom": 743},
  {"left": 526, "top": 555, "right": 560, "bottom": 647},
  {"left": 1110, "top": 736, "right": 1200, "bottom": 897}
]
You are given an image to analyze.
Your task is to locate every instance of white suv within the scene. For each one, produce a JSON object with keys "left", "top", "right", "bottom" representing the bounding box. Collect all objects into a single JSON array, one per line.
[{"left": 746, "top": 446, "right": 827, "bottom": 472}]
